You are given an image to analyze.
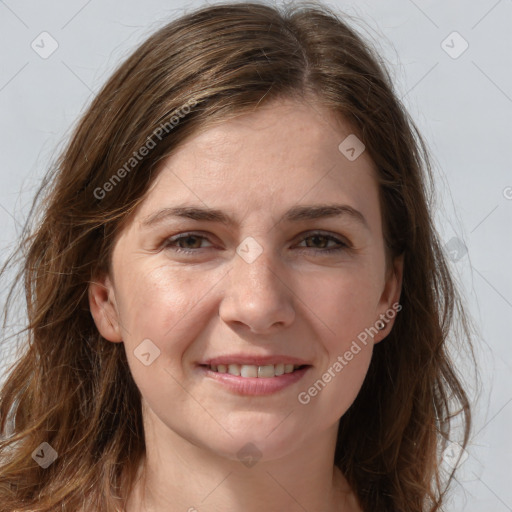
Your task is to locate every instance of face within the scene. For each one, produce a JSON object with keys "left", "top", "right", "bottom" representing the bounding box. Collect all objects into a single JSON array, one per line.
[{"left": 89, "top": 97, "right": 403, "bottom": 463}]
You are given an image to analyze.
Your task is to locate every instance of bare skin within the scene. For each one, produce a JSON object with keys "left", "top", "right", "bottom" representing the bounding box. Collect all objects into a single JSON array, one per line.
[{"left": 89, "top": 97, "right": 403, "bottom": 512}]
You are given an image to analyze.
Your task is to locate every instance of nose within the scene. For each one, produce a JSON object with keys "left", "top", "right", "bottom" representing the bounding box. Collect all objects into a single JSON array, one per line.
[{"left": 218, "top": 246, "right": 296, "bottom": 334}]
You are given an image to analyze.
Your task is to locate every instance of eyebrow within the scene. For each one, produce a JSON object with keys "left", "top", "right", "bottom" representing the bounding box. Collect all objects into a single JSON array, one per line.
[{"left": 141, "top": 203, "right": 370, "bottom": 231}]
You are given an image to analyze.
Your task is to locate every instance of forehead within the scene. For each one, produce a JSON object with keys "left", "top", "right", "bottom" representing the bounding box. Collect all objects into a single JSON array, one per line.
[{"left": 136, "top": 99, "right": 380, "bottom": 228}]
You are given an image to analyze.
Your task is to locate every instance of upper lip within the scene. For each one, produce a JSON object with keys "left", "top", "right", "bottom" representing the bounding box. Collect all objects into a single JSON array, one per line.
[{"left": 199, "top": 355, "right": 312, "bottom": 366}]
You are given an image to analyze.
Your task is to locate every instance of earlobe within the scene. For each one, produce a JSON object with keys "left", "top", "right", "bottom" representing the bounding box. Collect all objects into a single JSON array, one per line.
[
  {"left": 88, "top": 274, "right": 123, "bottom": 342},
  {"left": 374, "top": 253, "right": 404, "bottom": 343}
]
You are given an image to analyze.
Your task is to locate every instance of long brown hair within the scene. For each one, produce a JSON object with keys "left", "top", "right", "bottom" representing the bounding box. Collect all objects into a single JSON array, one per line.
[{"left": 0, "top": 2, "right": 475, "bottom": 510}]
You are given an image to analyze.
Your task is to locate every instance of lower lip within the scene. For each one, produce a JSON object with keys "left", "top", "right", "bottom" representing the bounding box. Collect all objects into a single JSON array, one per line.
[{"left": 196, "top": 365, "right": 311, "bottom": 396}]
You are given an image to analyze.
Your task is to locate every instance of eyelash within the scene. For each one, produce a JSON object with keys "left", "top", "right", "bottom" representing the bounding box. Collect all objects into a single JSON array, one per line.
[{"left": 163, "top": 231, "right": 349, "bottom": 255}]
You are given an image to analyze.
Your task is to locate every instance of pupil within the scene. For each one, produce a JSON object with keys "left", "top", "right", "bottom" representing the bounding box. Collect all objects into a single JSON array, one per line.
[
  {"left": 309, "top": 235, "right": 326, "bottom": 248},
  {"left": 183, "top": 236, "right": 199, "bottom": 248}
]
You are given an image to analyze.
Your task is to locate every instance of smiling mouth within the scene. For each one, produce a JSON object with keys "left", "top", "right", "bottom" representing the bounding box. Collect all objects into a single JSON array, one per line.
[{"left": 200, "top": 363, "right": 310, "bottom": 378}]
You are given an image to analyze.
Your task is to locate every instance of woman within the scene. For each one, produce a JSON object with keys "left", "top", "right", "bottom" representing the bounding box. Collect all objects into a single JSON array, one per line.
[{"left": 0, "top": 2, "right": 475, "bottom": 511}]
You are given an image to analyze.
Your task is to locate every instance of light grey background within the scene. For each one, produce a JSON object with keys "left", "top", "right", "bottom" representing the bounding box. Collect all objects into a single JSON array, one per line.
[{"left": 0, "top": 0, "right": 511, "bottom": 510}]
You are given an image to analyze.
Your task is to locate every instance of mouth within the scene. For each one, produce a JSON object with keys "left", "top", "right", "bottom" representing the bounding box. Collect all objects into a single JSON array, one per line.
[
  {"left": 199, "top": 363, "right": 311, "bottom": 378},
  {"left": 196, "top": 363, "right": 312, "bottom": 396}
]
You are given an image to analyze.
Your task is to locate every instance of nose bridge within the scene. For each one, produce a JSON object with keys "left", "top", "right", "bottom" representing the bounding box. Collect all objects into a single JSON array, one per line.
[
  {"left": 237, "top": 241, "right": 279, "bottom": 292},
  {"left": 218, "top": 238, "right": 295, "bottom": 332}
]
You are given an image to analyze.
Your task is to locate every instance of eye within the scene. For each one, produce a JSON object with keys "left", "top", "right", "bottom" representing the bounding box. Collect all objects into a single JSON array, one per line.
[
  {"left": 163, "top": 232, "right": 214, "bottom": 254},
  {"left": 163, "top": 231, "right": 349, "bottom": 256},
  {"left": 295, "top": 231, "right": 349, "bottom": 254}
]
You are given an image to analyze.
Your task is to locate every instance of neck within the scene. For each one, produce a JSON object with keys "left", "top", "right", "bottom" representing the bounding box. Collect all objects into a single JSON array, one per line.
[{"left": 124, "top": 409, "right": 360, "bottom": 512}]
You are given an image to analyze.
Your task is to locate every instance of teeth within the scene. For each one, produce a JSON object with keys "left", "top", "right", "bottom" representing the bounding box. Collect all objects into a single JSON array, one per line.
[
  {"left": 208, "top": 363, "right": 304, "bottom": 377},
  {"left": 228, "top": 364, "right": 240, "bottom": 376},
  {"left": 241, "top": 365, "right": 258, "bottom": 378},
  {"left": 257, "top": 365, "right": 274, "bottom": 378}
]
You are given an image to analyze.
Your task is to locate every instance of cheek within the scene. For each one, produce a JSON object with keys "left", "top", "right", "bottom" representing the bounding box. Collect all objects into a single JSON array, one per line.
[
  {"left": 294, "top": 272, "right": 377, "bottom": 414},
  {"left": 304, "top": 268, "right": 382, "bottom": 341},
  {"left": 115, "top": 265, "right": 212, "bottom": 408},
  {"left": 297, "top": 306, "right": 374, "bottom": 423},
  {"left": 115, "top": 262, "right": 217, "bottom": 362},
  {"left": 117, "top": 262, "right": 192, "bottom": 328}
]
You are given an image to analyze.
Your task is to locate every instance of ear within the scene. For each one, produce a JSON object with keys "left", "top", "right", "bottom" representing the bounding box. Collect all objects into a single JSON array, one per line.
[
  {"left": 374, "top": 253, "right": 404, "bottom": 344},
  {"left": 88, "top": 273, "right": 123, "bottom": 342}
]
